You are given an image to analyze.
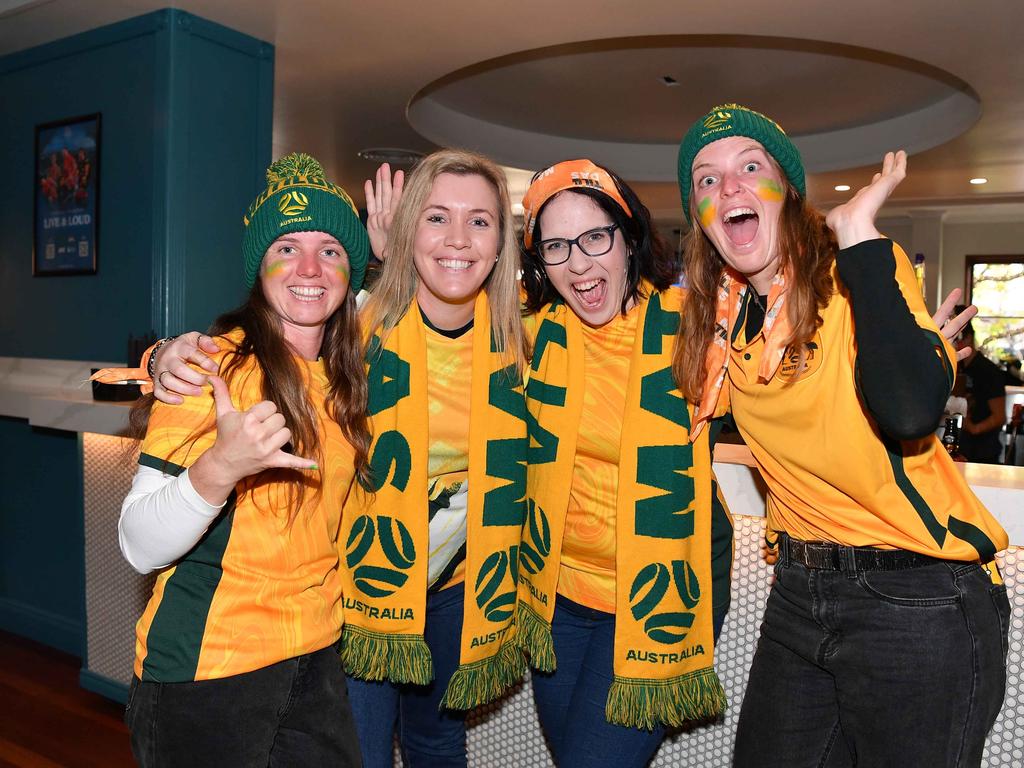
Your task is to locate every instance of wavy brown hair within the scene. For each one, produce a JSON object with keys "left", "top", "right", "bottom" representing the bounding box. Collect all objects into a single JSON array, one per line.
[
  {"left": 674, "top": 181, "right": 837, "bottom": 402},
  {"left": 129, "top": 280, "right": 371, "bottom": 520},
  {"left": 361, "top": 148, "right": 529, "bottom": 374}
]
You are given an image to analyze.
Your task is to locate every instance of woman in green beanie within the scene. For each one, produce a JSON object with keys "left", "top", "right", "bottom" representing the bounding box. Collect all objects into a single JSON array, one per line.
[
  {"left": 117, "top": 153, "right": 371, "bottom": 766},
  {"left": 673, "top": 104, "right": 1009, "bottom": 767},
  {"left": 151, "top": 148, "right": 530, "bottom": 768}
]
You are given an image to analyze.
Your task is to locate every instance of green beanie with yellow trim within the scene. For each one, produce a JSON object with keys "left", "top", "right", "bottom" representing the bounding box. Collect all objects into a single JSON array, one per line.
[
  {"left": 677, "top": 104, "right": 805, "bottom": 224},
  {"left": 242, "top": 153, "right": 369, "bottom": 292}
]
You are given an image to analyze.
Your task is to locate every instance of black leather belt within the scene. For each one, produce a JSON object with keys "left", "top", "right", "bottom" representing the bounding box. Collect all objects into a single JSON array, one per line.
[{"left": 779, "top": 533, "right": 955, "bottom": 572}]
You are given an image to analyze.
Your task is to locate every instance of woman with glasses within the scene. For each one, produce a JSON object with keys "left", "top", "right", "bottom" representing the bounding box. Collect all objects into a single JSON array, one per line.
[{"left": 515, "top": 159, "right": 733, "bottom": 768}]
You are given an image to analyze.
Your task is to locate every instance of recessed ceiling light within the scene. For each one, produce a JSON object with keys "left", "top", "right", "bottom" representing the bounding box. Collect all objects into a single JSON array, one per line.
[
  {"left": 834, "top": 184, "right": 851, "bottom": 192},
  {"left": 356, "top": 148, "right": 424, "bottom": 166},
  {"left": 969, "top": 177, "right": 987, "bottom": 185}
]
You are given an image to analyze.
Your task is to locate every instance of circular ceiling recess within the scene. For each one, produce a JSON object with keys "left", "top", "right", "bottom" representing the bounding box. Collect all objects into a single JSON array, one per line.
[{"left": 407, "top": 35, "right": 980, "bottom": 182}]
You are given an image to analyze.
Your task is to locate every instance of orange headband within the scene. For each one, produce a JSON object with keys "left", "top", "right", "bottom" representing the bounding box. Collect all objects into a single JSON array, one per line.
[{"left": 521, "top": 159, "right": 632, "bottom": 249}]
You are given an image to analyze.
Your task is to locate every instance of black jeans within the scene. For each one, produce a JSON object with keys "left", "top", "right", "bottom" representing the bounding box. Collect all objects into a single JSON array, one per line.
[
  {"left": 733, "top": 554, "right": 1010, "bottom": 768},
  {"left": 126, "top": 643, "right": 361, "bottom": 767}
]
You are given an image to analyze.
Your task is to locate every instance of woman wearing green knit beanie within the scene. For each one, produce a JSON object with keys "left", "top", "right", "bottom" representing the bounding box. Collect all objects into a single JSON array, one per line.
[
  {"left": 149, "top": 148, "right": 531, "bottom": 768},
  {"left": 116, "top": 152, "right": 372, "bottom": 766},
  {"left": 673, "top": 104, "right": 1009, "bottom": 767}
]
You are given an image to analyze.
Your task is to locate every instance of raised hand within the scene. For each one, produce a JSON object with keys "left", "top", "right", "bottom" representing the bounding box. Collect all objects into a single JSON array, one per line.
[
  {"left": 933, "top": 288, "right": 977, "bottom": 362},
  {"left": 189, "top": 376, "right": 316, "bottom": 505},
  {"left": 826, "top": 151, "right": 907, "bottom": 249},
  {"left": 153, "top": 332, "right": 222, "bottom": 404},
  {"left": 364, "top": 162, "right": 405, "bottom": 261}
]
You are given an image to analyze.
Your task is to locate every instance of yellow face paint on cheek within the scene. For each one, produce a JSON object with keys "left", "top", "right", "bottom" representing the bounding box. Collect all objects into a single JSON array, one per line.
[
  {"left": 697, "top": 196, "right": 716, "bottom": 228},
  {"left": 757, "top": 178, "right": 785, "bottom": 203},
  {"left": 263, "top": 259, "right": 287, "bottom": 277}
]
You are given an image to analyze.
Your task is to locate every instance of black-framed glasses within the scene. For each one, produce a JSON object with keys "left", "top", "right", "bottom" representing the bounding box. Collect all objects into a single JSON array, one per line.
[{"left": 535, "top": 224, "right": 619, "bottom": 265}]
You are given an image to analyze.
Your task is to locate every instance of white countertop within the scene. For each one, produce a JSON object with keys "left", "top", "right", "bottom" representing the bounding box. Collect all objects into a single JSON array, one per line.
[
  {"left": 0, "top": 355, "right": 132, "bottom": 436},
  {"left": 712, "top": 443, "right": 1024, "bottom": 545}
]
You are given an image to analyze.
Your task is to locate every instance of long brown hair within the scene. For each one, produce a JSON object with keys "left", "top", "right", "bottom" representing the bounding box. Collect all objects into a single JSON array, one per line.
[
  {"left": 129, "top": 280, "right": 371, "bottom": 518},
  {"left": 674, "top": 181, "right": 836, "bottom": 402},
  {"left": 361, "top": 149, "right": 528, "bottom": 374}
]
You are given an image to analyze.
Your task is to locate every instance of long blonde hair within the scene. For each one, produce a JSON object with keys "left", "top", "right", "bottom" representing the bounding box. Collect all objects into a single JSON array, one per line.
[
  {"left": 674, "top": 181, "right": 836, "bottom": 402},
  {"left": 361, "top": 149, "right": 528, "bottom": 374}
]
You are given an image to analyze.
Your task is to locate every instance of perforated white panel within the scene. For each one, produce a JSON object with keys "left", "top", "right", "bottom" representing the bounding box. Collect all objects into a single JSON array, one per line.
[{"left": 82, "top": 433, "right": 153, "bottom": 686}]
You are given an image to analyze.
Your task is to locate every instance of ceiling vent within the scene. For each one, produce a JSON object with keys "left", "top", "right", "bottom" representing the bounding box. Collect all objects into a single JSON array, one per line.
[{"left": 356, "top": 148, "right": 425, "bottom": 167}]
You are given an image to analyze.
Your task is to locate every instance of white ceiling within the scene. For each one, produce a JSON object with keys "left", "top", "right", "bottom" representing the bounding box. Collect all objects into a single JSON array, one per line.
[{"left": 3, "top": 0, "right": 1024, "bottom": 223}]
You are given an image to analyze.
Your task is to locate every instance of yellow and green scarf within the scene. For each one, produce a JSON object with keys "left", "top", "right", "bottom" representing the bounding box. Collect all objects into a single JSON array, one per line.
[
  {"left": 340, "top": 290, "right": 527, "bottom": 709},
  {"left": 516, "top": 287, "right": 726, "bottom": 729}
]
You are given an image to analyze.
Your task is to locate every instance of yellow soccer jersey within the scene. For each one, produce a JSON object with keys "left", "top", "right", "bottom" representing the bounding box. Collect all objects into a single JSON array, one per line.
[
  {"left": 133, "top": 329, "right": 357, "bottom": 682},
  {"left": 557, "top": 305, "right": 639, "bottom": 611},
  {"left": 424, "top": 321, "right": 473, "bottom": 590},
  {"left": 727, "top": 243, "right": 1007, "bottom": 561}
]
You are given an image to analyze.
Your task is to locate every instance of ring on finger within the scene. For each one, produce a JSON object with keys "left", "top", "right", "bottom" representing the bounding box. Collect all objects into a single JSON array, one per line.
[{"left": 157, "top": 370, "right": 170, "bottom": 389}]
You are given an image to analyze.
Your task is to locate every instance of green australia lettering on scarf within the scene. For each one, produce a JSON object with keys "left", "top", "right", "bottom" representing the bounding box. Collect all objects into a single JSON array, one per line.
[
  {"left": 635, "top": 295, "right": 696, "bottom": 539},
  {"left": 483, "top": 363, "right": 528, "bottom": 528}
]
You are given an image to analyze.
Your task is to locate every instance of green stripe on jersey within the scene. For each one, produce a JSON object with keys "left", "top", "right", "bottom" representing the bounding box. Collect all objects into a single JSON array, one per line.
[{"left": 140, "top": 492, "right": 237, "bottom": 682}]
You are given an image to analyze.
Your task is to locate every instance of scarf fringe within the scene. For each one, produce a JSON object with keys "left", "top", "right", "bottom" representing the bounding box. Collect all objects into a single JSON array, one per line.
[
  {"left": 341, "top": 624, "right": 433, "bottom": 685},
  {"left": 605, "top": 667, "right": 727, "bottom": 730},
  {"left": 440, "top": 642, "right": 526, "bottom": 710},
  {"left": 514, "top": 602, "right": 555, "bottom": 672}
]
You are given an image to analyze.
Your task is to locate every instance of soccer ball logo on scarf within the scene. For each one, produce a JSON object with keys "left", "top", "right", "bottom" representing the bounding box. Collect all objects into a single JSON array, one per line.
[
  {"left": 345, "top": 514, "right": 416, "bottom": 597},
  {"left": 629, "top": 559, "right": 702, "bottom": 645},
  {"left": 519, "top": 499, "right": 551, "bottom": 575},
  {"left": 475, "top": 545, "right": 519, "bottom": 623}
]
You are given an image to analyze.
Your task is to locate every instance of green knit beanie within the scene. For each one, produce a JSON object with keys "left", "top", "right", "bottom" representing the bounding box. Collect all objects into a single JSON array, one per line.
[
  {"left": 242, "top": 153, "right": 369, "bottom": 292},
  {"left": 677, "top": 104, "right": 805, "bottom": 224}
]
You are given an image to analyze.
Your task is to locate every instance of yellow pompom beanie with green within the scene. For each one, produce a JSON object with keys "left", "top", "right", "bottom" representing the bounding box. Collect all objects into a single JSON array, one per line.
[{"left": 242, "top": 153, "right": 369, "bottom": 291}]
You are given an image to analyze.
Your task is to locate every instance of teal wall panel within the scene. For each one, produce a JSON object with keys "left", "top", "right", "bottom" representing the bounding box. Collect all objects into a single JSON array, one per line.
[
  {"left": 0, "top": 418, "right": 83, "bottom": 655},
  {"left": 0, "top": 9, "right": 273, "bottom": 658}
]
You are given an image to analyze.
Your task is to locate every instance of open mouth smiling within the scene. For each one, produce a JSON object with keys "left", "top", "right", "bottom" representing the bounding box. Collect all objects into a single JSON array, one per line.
[
  {"left": 437, "top": 258, "right": 475, "bottom": 271},
  {"left": 572, "top": 277, "right": 607, "bottom": 308},
  {"left": 288, "top": 286, "right": 326, "bottom": 302},
  {"left": 722, "top": 206, "right": 759, "bottom": 246}
]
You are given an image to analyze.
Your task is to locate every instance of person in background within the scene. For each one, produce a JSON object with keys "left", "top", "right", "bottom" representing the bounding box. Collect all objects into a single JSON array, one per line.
[
  {"left": 954, "top": 311, "right": 1008, "bottom": 463},
  {"left": 116, "top": 153, "right": 370, "bottom": 766},
  {"left": 675, "top": 104, "right": 1009, "bottom": 768}
]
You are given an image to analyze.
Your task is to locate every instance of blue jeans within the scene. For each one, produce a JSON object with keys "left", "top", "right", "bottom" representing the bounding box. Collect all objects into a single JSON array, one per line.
[
  {"left": 734, "top": 553, "right": 1010, "bottom": 767},
  {"left": 125, "top": 643, "right": 361, "bottom": 767},
  {"left": 347, "top": 582, "right": 467, "bottom": 768},
  {"left": 531, "top": 595, "right": 727, "bottom": 768}
]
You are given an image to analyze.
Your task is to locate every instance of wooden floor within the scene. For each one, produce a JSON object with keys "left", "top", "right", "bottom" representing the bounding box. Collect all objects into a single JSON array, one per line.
[{"left": 0, "top": 631, "right": 134, "bottom": 768}]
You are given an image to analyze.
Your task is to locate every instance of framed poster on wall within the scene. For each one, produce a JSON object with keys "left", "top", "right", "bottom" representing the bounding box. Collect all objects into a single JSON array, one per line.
[{"left": 33, "top": 113, "right": 100, "bottom": 276}]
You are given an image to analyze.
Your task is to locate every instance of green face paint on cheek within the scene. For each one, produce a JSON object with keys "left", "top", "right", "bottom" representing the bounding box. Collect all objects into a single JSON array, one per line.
[
  {"left": 697, "top": 196, "right": 716, "bottom": 228},
  {"left": 757, "top": 178, "right": 784, "bottom": 203},
  {"left": 263, "top": 259, "right": 287, "bottom": 277},
  {"left": 335, "top": 261, "right": 350, "bottom": 280}
]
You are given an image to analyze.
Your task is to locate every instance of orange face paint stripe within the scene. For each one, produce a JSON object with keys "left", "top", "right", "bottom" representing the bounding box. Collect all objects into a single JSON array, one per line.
[
  {"left": 697, "top": 197, "right": 716, "bottom": 228},
  {"left": 757, "top": 178, "right": 784, "bottom": 203}
]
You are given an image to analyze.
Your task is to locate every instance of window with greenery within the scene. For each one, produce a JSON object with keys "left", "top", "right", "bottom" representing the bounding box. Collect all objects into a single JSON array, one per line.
[{"left": 965, "top": 255, "right": 1024, "bottom": 367}]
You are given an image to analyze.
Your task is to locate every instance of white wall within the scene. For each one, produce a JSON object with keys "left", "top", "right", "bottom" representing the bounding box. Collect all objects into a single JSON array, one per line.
[{"left": 942, "top": 221, "right": 1024, "bottom": 297}]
